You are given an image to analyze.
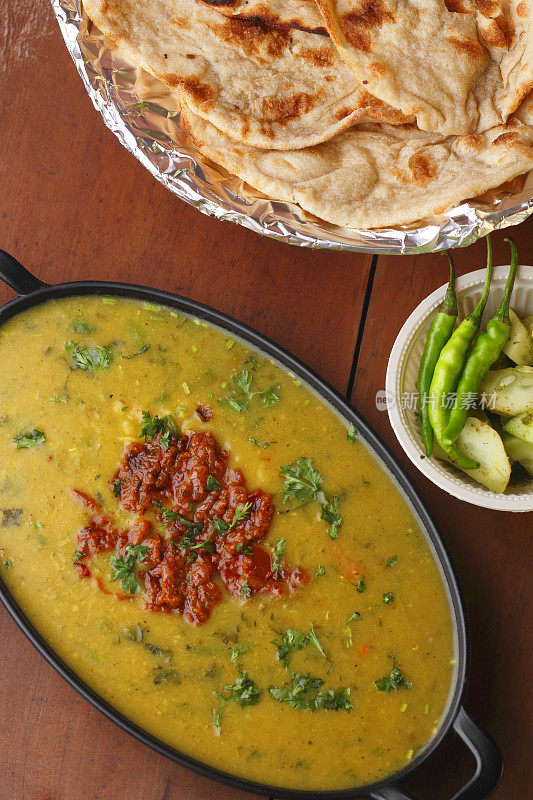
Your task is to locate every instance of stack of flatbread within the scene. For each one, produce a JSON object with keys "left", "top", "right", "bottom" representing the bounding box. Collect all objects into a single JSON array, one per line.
[{"left": 85, "top": 0, "right": 533, "bottom": 228}]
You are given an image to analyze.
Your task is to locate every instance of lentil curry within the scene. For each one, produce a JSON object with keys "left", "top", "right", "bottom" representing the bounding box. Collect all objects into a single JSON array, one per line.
[{"left": 0, "top": 296, "right": 456, "bottom": 791}]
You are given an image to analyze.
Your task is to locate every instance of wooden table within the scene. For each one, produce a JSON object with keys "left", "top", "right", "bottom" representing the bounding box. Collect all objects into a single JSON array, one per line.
[{"left": 0, "top": 4, "right": 531, "bottom": 799}]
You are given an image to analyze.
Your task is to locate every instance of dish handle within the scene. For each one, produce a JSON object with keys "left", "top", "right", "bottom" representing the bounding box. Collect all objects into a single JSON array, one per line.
[
  {"left": 370, "top": 707, "right": 502, "bottom": 800},
  {"left": 0, "top": 250, "right": 49, "bottom": 295}
]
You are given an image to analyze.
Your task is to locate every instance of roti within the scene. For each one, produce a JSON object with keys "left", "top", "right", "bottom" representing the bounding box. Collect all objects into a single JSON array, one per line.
[
  {"left": 315, "top": 0, "right": 533, "bottom": 135},
  {"left": 196, "top": 0, "right": 327, "bottom": 33},
  {"left": 84, "top": 0, "right": 410, "bottom": 150},
  {"left": 182, "top": 104, "right": 533, "bottom": 228}
]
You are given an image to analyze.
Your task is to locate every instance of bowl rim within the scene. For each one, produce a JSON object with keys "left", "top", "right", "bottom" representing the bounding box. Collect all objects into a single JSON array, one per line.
[{"left": 386, "top": 264, "right": 533, "bottom": 512}]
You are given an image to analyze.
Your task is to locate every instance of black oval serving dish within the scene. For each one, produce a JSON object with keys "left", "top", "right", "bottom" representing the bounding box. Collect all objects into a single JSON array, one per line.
[{"left": 0, "top": 250, "right": 502, "bottom": 800}]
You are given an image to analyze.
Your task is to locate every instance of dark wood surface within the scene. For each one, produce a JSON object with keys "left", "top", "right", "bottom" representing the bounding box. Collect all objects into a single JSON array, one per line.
[{"left": 0, "top": 3, "right": 531, "bottom": 799}]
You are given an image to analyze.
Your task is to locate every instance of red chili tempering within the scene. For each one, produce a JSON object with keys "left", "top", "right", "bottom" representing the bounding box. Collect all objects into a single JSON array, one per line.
[{"left": 73, "top": 429, "right": 307, "bottom": 624}]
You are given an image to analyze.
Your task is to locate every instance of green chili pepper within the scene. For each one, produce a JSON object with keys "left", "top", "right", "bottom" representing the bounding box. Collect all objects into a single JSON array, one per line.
[
  {"left": 417, "top": 256, "right": 458, "bottom": 457},
  {"left": 444, "top": 237, "right": 518, "bottom": 445},
  {"left": 428, "top": 236, "right": 493, "bottom": 471}
]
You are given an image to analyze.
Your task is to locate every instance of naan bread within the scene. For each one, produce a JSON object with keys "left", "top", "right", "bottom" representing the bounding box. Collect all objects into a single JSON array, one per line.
[
  {"left": 182, "top": 105, "right": 533, "bottom": 228},
  {"left": 196, "top": 0, "right": 327, "bottom": 33},
  {"left": 315, "top": 0, "right": 533, "bottom": 136},
  {"left": 84, "top": 0, "right": 410, "bottom": 150}
]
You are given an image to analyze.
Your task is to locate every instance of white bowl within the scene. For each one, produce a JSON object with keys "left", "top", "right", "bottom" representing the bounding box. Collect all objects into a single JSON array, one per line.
[{"left": 386, "top": 265, "right": 533, "bottom": 512}]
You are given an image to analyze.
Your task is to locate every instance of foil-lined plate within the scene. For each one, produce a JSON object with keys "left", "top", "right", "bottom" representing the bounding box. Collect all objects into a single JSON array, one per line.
[{"left": 52, "top": 0, "right": 533, "bottom": 254}]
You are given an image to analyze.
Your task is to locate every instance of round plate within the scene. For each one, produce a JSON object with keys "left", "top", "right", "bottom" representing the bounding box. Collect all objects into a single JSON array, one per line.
[{"left": 52, "top": 0, "right": 533, "bottom": 254}]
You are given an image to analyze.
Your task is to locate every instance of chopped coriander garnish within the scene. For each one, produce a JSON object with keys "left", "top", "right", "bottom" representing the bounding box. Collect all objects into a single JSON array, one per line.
[
  {"left": 356, "top": 577, "right": 367, "bottom": 593},
  {"left": 271, "top": 538, "right": 286, "bottom": 577},
  {"left": 375, "top": 657, "right": 412, "bottom": 692},
  {"left": 346, "top": 611, "right": 360, "bottom": 623},
  {"left": 53, "top": 395, "right": 67, "bottom": 404},
  {"left": 219, "top": 395, "right": 248, "bottom": 413},
  {"left": 220, "top": 370, "right": 281, "bottom": 412},
  {"left": 280, "top": 457, "right": 323, "bottom": 506},
  {"left": 236, "top": 543, "right": 253, "bottom": 556},
  {"left": 308, "top": 623, "right": 327, "bottom": 659},
  {"left": 113, "top": 480, "right": 122, "bottom": 497},
  {"left": 122, "top": 344, "right": 150, "bottom": 360},
  {"left": 316, "top": 565, "right": 326, "bottom": 576},
  {"left": 347, "top": 422, "right": 357, "bottom": 443},
  {"left": 270, "top": 671, "right": 352, "bottom": 712},
  {"left": 211, "top": 517, "right": 228, "bottom": 535},
  {"left": 4, "top": 560, "right": 12, "bottom": 570},
  {"left": 70, "top": 318, "right": 95, "bottom": 335},
  {"left": 248, "top": 437, "right": 275, "bottom": 448},
  {"left": 211, "top": 691, "right": 229, "bottom": 734},
  {"left": 65, "top": 342, "right": 113, "bottom": 372},
  {"left": 257, "top": 385, "right": 281, "bottom": 407},
  {"left": 385, "top": 555, "right": 398, "bottom": 568},
  {"left": 73, "top": 550, "right": 84, "bottom": 562},
  {"left": 272, "top": 624, "right": 326, "bottom": 661},
  {"left": 321, "top": 494, "right": 342, "bottom": 540},
  {"left": 225, "top": 338, "right": 236, "bottom": 350},
  {"left": 229, "top": 503, "right": 251, "bottom": 531},
  {"left": 240, "top": 580, "right": 251, "bottom": 598},
  {"left": 233, "top": 370, "right": 254, "bottom": 399},
  {"left": 206, "top": 475, "right": 221, "bottom": 492},
  {"left": 14, "top": 430, "right": 45, "bottom": 449},
  {"left": 224, "top": 669, "right": 261, "bottom": 706},
  {"left": 140, "top": 411, "right": 178, "bottom": 449},
  {"left": 110, "top": 544, "right": 149, "bottom": 594},
  {"left": 272, "top": 629, "right": 308, "bottom": 662},
  {"left": 383, "top": 592, "right": 394, "bottom": 604}
]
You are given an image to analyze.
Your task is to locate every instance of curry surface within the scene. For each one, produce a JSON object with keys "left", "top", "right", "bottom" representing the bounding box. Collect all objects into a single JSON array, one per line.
[{"left": 0, "top": 296, "right": 455, "bottom": 791}]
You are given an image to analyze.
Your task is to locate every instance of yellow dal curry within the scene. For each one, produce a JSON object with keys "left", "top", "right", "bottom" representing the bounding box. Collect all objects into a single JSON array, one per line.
[{"left": 0, "top": 296, "right": 456, "bottom": 791}]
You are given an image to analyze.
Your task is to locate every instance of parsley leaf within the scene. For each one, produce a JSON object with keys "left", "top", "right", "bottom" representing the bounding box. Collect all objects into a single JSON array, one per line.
[
  {"left": 307, "top": 623, "right": 327, "bottom": 659},
  {"left": 233, "top": 370, "right": 254, "bottom": 399},
  {"left": 270, "top": 672, "right": 352, "bottom": 712},
  {"left": 224, "top": 669, "right": 261, "bottom": 706},
  {"left": 65, "top": 342, "right": 113, "bottom": 372},
  {"left": 375, "top": 657, "right": 412, "bottom": 692},
  {"left": 122, "top": 344, "right": 150, "bottom": 360},
  {"left": 316, "top": 565, "right": 326, "bottom": 576},
  {"left": 383, "top": 592, "right": 394, "bottom": 604},
  {"left": 280, "top": 457, "right": 323, "bottom": 506},
  {"left": 113, "top": 479, "right": 122, "bottom": 497},
  {"left": 272, "top": 624, "right": 326, "bottom": 661},
  {"left": 14, "top": 430, "right": 45, "bottom": 449},
  {"left": 229, "top": 503, "right": 252, "bottom": 531},
  {"left": 220, "top": 370, "right": 281, "bottom": 412},
  {"left": 257, "top": 385, "right": 281, "bottom": 407},
  {"left": 347, "top": 423, "right": 357, "bottom": 443},
  {"left": 240, "top": 580, "right": 251, "bottom": 598},
  {"left": 236, "top": 542, "right": 253, "bottom": 556},
  {"left": 356, "top": 577, "right": 367, "bottom": 593},
  {"left": 219, "top": 395, "right": 248, "bottom": 413},
  {"left": 248, "top": 437, "right": 275, "bottom": 448},
  {"left": 206, "top": 475, "right": 221, "bottom": 492},
  {"left": 211, "top": 691, "right": 229, "bottom": 734},
  {"left": 385, "top": 555, "right": 398, "bottom": 568},
  {"left": 272, "top": 628, "right": 309, "bottom": 662},
  {"left": 109, "top": 544, "right": 149, "bottom": 594},
  {"left": 271, "top": 538, "right": 286, "bottom": 577},
  {"left": 71, "top": 318, "right": 95, "bottom": 335},
  {"left": 140, "top": 411, "right": 178, "bottom": 449},
  {"left": 321, "top": 494, "right": 342, "bottom": 540}
]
